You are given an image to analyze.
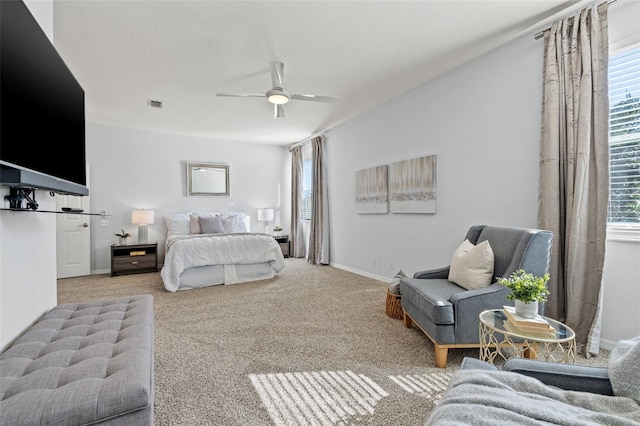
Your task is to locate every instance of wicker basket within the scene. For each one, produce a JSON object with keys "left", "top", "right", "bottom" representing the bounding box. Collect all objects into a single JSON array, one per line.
[{"left": 385, "top": 290, "right": 403, "bottom": 320}]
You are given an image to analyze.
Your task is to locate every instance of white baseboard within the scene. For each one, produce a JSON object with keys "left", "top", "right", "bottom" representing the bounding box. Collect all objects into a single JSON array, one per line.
[
  {"left": 329, "top": 262, "right": 390, "bottom": 283},
  {"left": 599, "top": 337, "right": 618, "bottom": 351}
]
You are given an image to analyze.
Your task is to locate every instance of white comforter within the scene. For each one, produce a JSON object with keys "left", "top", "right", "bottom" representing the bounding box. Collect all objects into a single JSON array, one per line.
[{"left": 160, "top": 233, "right": 286, "bottom": 292}]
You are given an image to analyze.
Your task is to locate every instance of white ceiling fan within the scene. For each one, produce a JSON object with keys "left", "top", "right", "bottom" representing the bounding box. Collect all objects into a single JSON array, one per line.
[{"left": 216, "top": 61, "right": 338, "bottom": 118}]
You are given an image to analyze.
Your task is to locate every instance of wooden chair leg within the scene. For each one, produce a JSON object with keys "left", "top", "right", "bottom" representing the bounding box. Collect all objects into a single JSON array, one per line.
[
  {"left": 434, "top": 344, "right": 448, "bottom": 368},
  {"left": 403, "top": 311, "right": 412, "bottom": 328}
]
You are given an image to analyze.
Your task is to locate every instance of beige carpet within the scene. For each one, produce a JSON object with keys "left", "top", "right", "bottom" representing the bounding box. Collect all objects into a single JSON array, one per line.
[{"left": 57, "top": 258, "right": 608, "bottom": 425}]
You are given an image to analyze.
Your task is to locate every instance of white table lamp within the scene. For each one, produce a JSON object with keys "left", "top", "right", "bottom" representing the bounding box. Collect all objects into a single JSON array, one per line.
[
  {"left": 132, "top": 209, "right": 155, "bottom": 244},
  {"left": 257, "top": 208, "right": 274, "bottom": 234}
]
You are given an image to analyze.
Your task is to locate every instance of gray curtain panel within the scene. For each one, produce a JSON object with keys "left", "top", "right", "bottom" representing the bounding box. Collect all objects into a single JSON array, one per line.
[
  {"left": 290, "top": 146, "right": 306, "bottom": 258},
  {"left": 538, "top": 2, "right": 609, "bottom": 355},
  {"left": 308, "top": 136, "right": 330, "bottom": 265}
]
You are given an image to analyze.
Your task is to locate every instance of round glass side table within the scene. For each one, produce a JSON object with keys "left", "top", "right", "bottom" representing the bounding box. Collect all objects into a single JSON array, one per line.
[{"left": 479, "top": 309, "right": 577, "bottom": 365}]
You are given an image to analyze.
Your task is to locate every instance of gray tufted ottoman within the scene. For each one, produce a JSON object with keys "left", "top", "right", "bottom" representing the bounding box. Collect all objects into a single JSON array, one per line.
[{"left": 0, "top": 295, "right": 154, "bottom": 425}]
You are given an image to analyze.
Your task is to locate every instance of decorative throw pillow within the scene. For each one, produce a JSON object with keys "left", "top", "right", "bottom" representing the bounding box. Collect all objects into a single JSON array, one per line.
[
  {"left": 388, "top": 269, "right": 407, "bottom": 295},
  {"left": 164, "top": 212, "right": 192, "bottom": 237},
  {"left": 190, "top": 212, "right": 219, "bottom": 234},
  {"left": 199, "top": 215, "right": 225, "bottom": 234},
  {"left": 448, "top": 239, "right": 494, "bottom": 290},
  {"left": 189, "top": 214, "right": 202, "bottom": 234}
]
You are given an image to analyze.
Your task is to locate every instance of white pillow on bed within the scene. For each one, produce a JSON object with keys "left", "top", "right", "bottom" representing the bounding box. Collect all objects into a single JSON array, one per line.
[
  {"left": 223, "top": 215, "right": 248, "bottom": 233},
  {"left": 164, "top": 212, "right": 192, "bottom": 237},
  {"left": 199, "top": 215, "right": 225, "bottom": 234}
]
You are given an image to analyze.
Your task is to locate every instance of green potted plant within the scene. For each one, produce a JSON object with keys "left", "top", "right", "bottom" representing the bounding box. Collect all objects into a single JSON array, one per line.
[
  {"left": 115, "top": 229, "right": 130, "bottom": 245},
  {"left": 497, "top": 269, "right": 550, "bottom": 318},
  {"left": 273, "top": 225, "right": 283, "bottom": 236}
]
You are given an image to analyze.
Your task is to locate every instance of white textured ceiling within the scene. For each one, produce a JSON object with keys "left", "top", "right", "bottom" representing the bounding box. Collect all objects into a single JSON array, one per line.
[{"left": 52, "top": 0, "right": 587, "bottom": 146}]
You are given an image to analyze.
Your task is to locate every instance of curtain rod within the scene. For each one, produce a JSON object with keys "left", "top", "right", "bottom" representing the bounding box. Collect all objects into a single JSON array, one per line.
[
  {"left": 534, "top": 0, "right": 618, "bottom": 40},
  {"left": 288, "top": 132, "right": 325, "bottom": 152}
]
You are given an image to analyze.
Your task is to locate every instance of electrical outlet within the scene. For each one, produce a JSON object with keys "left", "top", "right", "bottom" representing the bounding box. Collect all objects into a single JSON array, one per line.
[
  {"left": 389, "top": 262, "right": 396, "bottom": 270},
  {"left": 100, "top": 220, "right": 109, "bottom": 227},
  {"left": 371, "top": 257, "right": 376, "bottom": 266}
]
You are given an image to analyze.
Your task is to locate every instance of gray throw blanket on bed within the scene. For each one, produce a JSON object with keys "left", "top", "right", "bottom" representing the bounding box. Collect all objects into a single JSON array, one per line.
[{"left": 426, "top": 336, "right": 640, "bottom": 426}]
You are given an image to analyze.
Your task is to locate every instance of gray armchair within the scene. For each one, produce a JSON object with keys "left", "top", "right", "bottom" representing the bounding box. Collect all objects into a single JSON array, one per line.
[{"left": 399, "top": 225, "right": 553, "bottom": 368}]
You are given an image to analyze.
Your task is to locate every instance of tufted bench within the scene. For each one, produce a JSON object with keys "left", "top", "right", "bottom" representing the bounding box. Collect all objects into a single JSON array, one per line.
[{"left": 0, "top": 295, "right": 154, "bottom": 425}]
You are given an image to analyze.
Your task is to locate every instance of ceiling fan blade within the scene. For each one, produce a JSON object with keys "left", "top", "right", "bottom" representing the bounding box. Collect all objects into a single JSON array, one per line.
[
  {"left": 274, "top": 104, "right": 285, "bottom": 119},
  {"left": 290, "top": 93, "right": 338, "bottom": 103},
  {"left": 270, "top": 61, "right": 284, "bottom": 89},
  {"left": 216, "top": 92, "right": 265, "bottom": 98}
]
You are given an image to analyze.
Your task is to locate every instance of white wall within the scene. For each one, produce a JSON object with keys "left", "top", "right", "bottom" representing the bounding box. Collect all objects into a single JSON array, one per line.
[
  {"left": 598, "top": 0, "right": 640, "bottom": 349},
  {"left": 601, "top": 239, "right": 640, "bottom": 346},
  {"left": 326, "top": 32, "right": 542, "bottom": 278},
  {"left": 86, "top": 124, "right": 289, "bottom": 272},
  {"left": 0, "top": 0, "right": 58, "bottom": 350},
  {"left": 325, "top": 1, "right": 640, "bottom": 345}
]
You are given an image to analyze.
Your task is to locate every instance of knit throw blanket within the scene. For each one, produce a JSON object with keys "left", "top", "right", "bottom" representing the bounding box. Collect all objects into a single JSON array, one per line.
[{"left": 426, "top": 336, "right": 640, "bottom": 426}]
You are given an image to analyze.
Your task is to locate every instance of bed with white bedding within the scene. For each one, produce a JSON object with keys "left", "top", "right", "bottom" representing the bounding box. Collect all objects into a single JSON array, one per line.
[{"left": 160, "top": 211, "right": 286, "bottom": 292}]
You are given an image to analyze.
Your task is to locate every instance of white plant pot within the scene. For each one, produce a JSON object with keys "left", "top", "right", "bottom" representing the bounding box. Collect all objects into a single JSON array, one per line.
[
  {"left": 119, "top": 237, "right": 127, "bottom": 246},
  {"left": 515, "top": 299, "right": 538, "bottom": 319}
]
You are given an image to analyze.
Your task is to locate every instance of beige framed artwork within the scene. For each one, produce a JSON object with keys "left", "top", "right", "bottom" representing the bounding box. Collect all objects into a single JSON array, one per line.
[
  {"left": 389, "top": 155, "right": 437, "bottom": 213},
  {"left": 355, "top": 165, "right": 388, "bottom": 214}
]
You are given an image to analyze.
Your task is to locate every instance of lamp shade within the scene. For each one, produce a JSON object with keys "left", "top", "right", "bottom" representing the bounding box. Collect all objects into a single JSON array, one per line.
[
  {"left": 257, "top": 208, "right": 274, "bottom": 221},
  {"left": 132, "top": 209, "right": 155, "bottom": 225}
]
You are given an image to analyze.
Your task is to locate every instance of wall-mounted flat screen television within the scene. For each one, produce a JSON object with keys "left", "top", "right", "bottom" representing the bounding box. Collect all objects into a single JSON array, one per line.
[{"left": 0, "top": 0, "right": 89, "bottom": 197}]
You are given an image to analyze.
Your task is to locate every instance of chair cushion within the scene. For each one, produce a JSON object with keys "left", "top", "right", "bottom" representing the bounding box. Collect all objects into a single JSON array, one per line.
[
  {"left": 448, "top": 239, "right": 494, "bottom": 290},
  {"left": 400, "top": 278, "right": 467, "bottom": 324}
]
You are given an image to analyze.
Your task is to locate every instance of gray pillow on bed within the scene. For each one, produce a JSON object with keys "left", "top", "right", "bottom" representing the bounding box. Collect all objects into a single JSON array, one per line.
[{"left": 199, "top": 215, "right": 225, "bottom": 234}]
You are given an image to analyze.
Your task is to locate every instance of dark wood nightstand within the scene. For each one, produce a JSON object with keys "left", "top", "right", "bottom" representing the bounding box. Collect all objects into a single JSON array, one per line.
[
  {"left": 111, "top": 242, "right": 158, "bottom": 276},
  {"left": 273, "top": 235, "right": 289, "bottom": 258}
]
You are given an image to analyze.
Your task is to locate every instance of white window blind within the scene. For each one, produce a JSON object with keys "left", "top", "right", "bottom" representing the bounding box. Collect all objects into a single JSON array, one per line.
[{"left": 608, "top": 45, "right": 640, "bottom": 226}]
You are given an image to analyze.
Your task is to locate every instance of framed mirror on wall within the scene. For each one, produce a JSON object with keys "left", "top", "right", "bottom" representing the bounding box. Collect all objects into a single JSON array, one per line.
[{"left": 187, "top": 162, "right": 229, "bottom": 196}]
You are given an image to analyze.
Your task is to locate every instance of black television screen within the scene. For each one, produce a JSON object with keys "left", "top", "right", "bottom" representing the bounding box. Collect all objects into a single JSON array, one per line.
[{"left": 0, "top": 0, "right": 89, "bottom": 197}]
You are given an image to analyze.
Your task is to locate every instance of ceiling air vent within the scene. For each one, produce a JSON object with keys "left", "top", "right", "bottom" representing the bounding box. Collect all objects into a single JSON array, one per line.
[{"left": 147, "top": 99, "right": 162, "bottom": 109}]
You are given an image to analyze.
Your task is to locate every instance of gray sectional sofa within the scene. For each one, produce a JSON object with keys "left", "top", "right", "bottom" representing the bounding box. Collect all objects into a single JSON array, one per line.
[{"left": 0, "top": 295, "right": 154, "bottom": 425}]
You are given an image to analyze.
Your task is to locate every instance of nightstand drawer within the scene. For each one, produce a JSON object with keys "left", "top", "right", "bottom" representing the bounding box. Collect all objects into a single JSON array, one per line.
[{"left": 113, "top": 256, "right": 156, "bottom": 269}]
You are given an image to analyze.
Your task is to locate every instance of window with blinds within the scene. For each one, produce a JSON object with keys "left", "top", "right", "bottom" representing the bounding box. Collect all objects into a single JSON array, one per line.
[{"left": 608, "top": 45, "right": 640, "bottom": 227}]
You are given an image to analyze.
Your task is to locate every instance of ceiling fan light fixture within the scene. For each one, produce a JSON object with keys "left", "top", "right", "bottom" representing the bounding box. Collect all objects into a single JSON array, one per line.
[{"left": 266, "top": 89, "right": 290, "bottom": 105}]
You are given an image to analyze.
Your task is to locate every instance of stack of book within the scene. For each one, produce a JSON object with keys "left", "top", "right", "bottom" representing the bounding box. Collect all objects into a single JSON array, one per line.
[{"left": 502, "top": 305, "right": 556, "bottom": 338}]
